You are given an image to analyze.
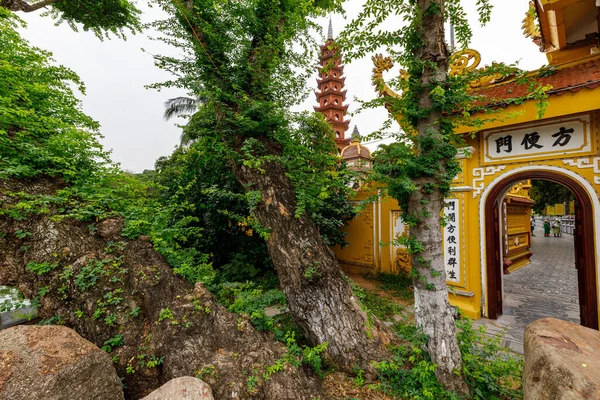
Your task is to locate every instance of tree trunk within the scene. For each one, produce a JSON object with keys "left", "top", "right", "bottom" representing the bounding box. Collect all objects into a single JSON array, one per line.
[
  {"left": 0, "top": 178, "right": 326, "bottom": 400},
  {"left": 409, "top": 182, "right": 467, "bottom": 393},
  {"left": 409, "top": 0, "right": 468, "bottom": 394},
  {"left": 168, "top": 0, "right": 397, "bottom": 380},
  {"left": 230, "top": 149, "right": 398, "bottom": 377}
]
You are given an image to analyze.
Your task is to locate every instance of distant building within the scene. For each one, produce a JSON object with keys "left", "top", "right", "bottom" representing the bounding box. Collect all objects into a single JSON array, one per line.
[{"left": 314, "top": 19, "right": 351, "bottom": 153}]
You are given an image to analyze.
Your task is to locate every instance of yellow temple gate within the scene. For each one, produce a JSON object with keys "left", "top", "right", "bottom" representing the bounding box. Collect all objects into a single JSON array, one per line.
[{"left": 330, "top": 0, "right": 600, "bottom": 329}]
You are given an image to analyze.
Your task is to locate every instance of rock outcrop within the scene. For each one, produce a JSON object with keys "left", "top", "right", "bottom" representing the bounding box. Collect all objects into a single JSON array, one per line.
[
  {"left": 0, "top": 178, "right": 325, "bottom": 399},
  {"left": 0, "top": 325, "right": 124, "bottom": 400},
  {"left": 524, "top": 318, "right": 600, "bottom": 400},
  {"left": 141, "top": 377, "right": 213, "bottom": 400}
]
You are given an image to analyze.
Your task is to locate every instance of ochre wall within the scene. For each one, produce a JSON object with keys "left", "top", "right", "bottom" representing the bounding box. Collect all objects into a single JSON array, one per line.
[
  {"left": 332, "top": 191, "right": 406, "bottom": 276},
  {"left": 334, "top": 85, "right": 600, "bottom": 323},
  {"left": 503, "top": 196, "right": 534, "bottom": 273}
]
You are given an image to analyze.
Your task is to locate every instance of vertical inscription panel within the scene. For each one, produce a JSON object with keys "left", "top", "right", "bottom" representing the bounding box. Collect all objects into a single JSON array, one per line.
[{"left": 443, "top": 197, "right": 466, "bottom": 287}]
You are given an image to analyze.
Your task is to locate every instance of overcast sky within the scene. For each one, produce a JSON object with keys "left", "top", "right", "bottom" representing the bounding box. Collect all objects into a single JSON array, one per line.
[{"left": 18, "top": 1, "right": 547, "bottom": 172}]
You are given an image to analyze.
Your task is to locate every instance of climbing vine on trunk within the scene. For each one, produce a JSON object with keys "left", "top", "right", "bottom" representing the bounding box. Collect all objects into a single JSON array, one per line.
[
  {"left": 340, "top": 0, "right": 549, "bottom": 393},
  {"left": 339, "top": 0, "right": 489, "bottom": 394}
]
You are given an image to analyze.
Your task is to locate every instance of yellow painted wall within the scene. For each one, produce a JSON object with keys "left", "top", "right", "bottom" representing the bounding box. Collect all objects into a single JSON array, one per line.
[
  {"left": 334, "top": 59, "right": 600, "bottom": 323},
  {"left": 504, "top": 198, "right": 534, "bottom": 273},
  {"left": 332, "top": 190, "right": 406, "bottom": 276},
  {"left": 545, "top": 203, "right": 567, "bottom": 215}
]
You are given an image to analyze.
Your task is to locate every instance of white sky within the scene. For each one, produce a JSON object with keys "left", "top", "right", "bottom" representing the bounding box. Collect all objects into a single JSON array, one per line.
[{"left": 17, "top": 1, "right": 547, "bottom": 172}]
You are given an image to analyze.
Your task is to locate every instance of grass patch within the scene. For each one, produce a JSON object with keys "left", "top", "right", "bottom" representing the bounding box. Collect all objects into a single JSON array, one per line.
[
  {"left": 355, "top": 286, "right": 404, "bottom": 322},
  {"left": 370, "top": 271, "right": 413, "bottom": 301}
]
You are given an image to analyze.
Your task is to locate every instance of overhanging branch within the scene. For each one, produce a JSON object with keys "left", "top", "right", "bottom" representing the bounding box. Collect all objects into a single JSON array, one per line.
[{"left": 2, "top": 0, "right": 59, "bottom": 12}]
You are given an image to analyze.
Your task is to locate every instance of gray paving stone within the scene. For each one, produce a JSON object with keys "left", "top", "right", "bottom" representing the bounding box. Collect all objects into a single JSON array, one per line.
[{"left": 475, "top": 226, "right": 579, "bottom": 354}]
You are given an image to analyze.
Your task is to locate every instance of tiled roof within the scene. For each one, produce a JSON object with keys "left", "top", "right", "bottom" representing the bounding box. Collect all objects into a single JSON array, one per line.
[
  {"left": 472, "top": 56, "right": 600, "bottom": 107},
  {"left": 341, "top": 141, "right": 372, "bottom": 160}
]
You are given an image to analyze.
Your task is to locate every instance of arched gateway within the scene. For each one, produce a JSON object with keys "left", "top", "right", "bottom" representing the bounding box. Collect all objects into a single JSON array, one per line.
[{"left": 480, "top": 167, "right": 599, "bottom": 329}]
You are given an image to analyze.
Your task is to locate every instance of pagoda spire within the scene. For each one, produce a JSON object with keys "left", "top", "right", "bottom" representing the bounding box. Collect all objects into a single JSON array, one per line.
[
  {"left": 314, "top": 19, "right": 351, "bottom": 153},
  {"left": 351, "top": 125, "right": 360, "bottom": 141}
]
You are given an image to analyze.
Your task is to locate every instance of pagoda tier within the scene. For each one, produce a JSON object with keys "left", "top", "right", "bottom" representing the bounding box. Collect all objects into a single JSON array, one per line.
[
  {"left": 315, "top": 19, "right": 351, "bottom": 153},
  {"left": 335, "top": 137, "right": 352, "bottom": 150},
  {"left": 330, "top": 121, "right": 351, "bottom": 134},
  {"left": 315, "top": 89, "right": 347, "bottom": 103},
  {"left": 316, "top": 75, "right": 346, "bottom": 86},
  {"left": 314, "top": 104, "right": 349, "bottom": 113}
]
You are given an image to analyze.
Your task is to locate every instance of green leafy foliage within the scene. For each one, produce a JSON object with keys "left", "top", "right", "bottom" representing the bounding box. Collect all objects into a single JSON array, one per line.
[
  {"left": 101, "top": 334, "right": 125, "bottom": 353},
  {"left": 0, "top": 9, "right": 110, "bottom": 181},
  {"left": 47, "top": 0, "right": 141, "bottom": 39},
  {"left": 1, "top": 0, "right": 141, "bottom": 39},
  {"left": 149, "top": 114, "right": 357, "bottom": 283},
  {"left": 530, "top": 180, "right": 574, "bottom": 214},
  {"left": 213, "top": 279, "right": 286, "bottom": 332},
  {"left": 211, "top": 279, "right": 327, "bottom": 376},
  {"left": 375, "top": 320, "right": 523, "bottom": 400},
  {"left": 457, "top": 318, "right": 523, "bottom": 399},
  {"left": 147, "top": 0, "right": 356, "bottom": 263},
  {"left": 158, "top": 308, "right": 174, "bottom": 322},
  {"left": 26, "top": 261, "right": 59, "bottom": 275},
  {"left": 151, "top": 138, "right": 272, "bottom": 283},
  {"left": 0, "top": 11, "right": 212, "bottom": 288},
  {"left": 352, "top": 282, "right": 405, "bottom": 322}
]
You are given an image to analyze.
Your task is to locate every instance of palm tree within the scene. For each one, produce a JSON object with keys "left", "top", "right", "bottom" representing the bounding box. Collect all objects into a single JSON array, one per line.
[{"left": 163, "top": 96, "right": 205, "bottom": 147}]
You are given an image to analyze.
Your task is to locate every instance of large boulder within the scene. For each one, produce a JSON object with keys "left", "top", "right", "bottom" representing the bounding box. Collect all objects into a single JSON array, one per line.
[
  {"left": 524, "top": 318, "right": 600, "bottom": 400},
  {"left": 141, "top": 377, "right": 213, "bottom": 400},
  {"left": 0, "top": 325, "right": 124, "bottom": 400}
]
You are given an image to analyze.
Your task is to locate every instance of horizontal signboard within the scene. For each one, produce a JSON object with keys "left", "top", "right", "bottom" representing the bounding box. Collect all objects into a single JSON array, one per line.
[{"left": 481, "top": 114, "right": 595, "bottom": 165}]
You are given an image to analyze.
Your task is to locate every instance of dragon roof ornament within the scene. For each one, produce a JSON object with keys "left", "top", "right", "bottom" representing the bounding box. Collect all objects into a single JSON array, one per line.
[
  {"left": 372, "top": 48, "right": 515, "bottom": 101},
  {"left": 522, "top": 1, "right": 541, "bottom": 42}
]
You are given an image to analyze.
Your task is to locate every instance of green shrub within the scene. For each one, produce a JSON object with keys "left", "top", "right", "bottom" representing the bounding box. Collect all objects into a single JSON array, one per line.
[
  {"left": 213, "top": 280, "right": 285, "bottom": 332},
  {"left": 457, "top": 318, "right": 523, "bottom": 400},
  {"left": 26, "top": 261, "right": 59, "bottom": 276},
  {"left": 375, "top": 319, "right": 523, "bottom": 400}
]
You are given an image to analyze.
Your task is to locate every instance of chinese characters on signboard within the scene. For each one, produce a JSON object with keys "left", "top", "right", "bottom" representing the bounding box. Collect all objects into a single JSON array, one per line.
[
  {"left": 494, "top": 127, "right": 573, "bottom": 153},
  {"left": 443, "top": 199, "right": 461, "bottom": 284},
  {"left": 483, "top": 115, "right": 592, "bottom": 164}
]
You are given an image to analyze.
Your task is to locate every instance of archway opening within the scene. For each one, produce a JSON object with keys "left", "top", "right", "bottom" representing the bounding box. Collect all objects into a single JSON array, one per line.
[{"left": 484, "top": 170, "right": 598, "bottom": 330}]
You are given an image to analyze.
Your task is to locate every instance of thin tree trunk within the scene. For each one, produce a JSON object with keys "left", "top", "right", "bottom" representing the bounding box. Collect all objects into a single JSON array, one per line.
[
  {"left": 409, "top": 183, "right": 467, "bottom": 393},
  {"left": 230, "top": 147, "right": 398, "bottom": 377},
  {"left": 410, "top": 0, "right": 468, "bottom": 394}
]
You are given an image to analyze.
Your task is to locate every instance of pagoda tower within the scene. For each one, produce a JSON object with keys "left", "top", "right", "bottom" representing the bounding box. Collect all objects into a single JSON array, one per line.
[{"left": 314, "top": 19, "right": 351, "bottom": 152}]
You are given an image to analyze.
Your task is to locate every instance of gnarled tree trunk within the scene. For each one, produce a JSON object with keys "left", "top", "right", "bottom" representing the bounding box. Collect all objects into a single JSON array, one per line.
[
  {"left": 231, "top": 148, "right": 398, "bottom": 377},
  {"left": 166, "top": 0, "right": 398, "bottom": 379},
  {"left": 0, "top": 178, "right": 326, "bottom": 400}
]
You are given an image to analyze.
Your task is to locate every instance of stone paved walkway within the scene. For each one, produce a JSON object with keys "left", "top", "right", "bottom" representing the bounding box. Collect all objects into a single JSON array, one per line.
[{"left": 475, "top": 224, "right": 579, "bottom": 354}]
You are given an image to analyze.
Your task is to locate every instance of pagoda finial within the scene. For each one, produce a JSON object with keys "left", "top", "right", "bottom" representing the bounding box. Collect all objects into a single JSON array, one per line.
[
  {"left": 351, "top": 126, "right": 361, "bottom": 142},
  {"left": 327, "top": 17, "right": 334, "bottom": 40}
]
